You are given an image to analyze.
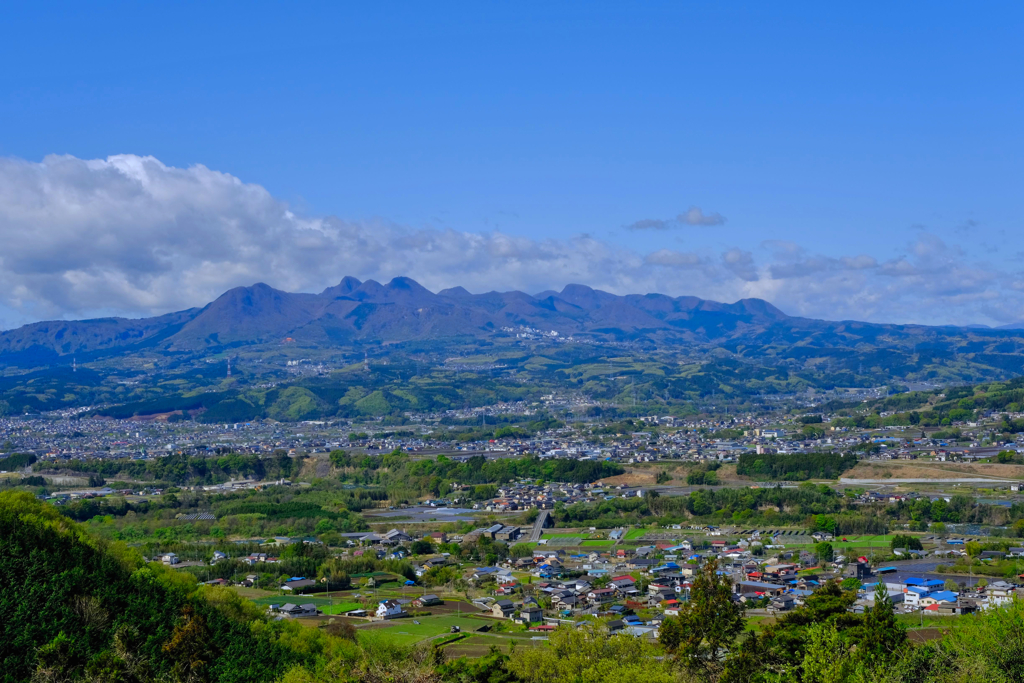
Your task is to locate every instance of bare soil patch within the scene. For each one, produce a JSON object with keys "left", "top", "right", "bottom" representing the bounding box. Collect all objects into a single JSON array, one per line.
[
  {"left": 907, "top": 628, "right": 944, "bottom": 643},
  {"left": 844, "top": 460, "right": 1024, "bottom": 481},
  {"left": 597, "top": 470, "right": 657, "bottom": 486}
]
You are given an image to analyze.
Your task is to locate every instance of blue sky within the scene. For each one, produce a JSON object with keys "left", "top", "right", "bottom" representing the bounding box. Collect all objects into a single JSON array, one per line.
[{"left": 1, "top": 2, "right": 1023, "bottom": 327}]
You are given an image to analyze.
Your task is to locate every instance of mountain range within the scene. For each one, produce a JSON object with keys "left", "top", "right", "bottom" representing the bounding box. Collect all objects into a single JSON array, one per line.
[{"left": 2, "top": 276, "right": 1024, "bottom": 367}]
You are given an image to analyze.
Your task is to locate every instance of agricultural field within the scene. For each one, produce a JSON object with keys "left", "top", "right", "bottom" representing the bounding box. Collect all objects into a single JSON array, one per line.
[
  {"left": 443, "top": 634, "right": 548, "bottom": 657},
  {"left": 251, "top": 594, "right": 363, "bottom": 611},
  {"left": 319, "top": 602, "right": 364, "bottom": 615},
  {"left": 540, "top": 532, "right": 588, "bottom": 539},
  {"left": 357, "top": 615, "right": 497, "bottom": 647},
  {"left": 831, "top": 535, "right": 899, "bottom": 549},
  {"left": 842, "top": 459, "right": 1024, "bottom": 482}
]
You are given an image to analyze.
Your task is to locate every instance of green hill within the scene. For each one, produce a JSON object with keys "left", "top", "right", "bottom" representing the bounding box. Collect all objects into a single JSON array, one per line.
[{"left": 0, "top": 491, "right": 308, "bottom": 683}]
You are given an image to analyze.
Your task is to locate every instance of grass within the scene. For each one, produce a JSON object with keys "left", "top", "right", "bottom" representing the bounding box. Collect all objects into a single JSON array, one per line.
[
  {"left": 581, "top": 540, "right": 613, "bottom": 547},
  {"left": 744, "top": 615, "right": 778, "bottom": 634},
  {"left": 541, "top": 532, "right": 587, "bottom": 539},
  {"left": 897, "top": 613, "right": 964, "bottom": 630},
  {"left": 319, "top": 602, "right": 363, "bottom": 615},
  {"left": 358, "top": 614, "right": 493, "bottom": 647},
  {"left": 831, "top": 535, "right": 896, "bottom": 549}
]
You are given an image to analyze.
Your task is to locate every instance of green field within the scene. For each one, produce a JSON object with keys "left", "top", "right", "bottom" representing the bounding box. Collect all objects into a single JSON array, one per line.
[
  {"left": 319, "top": 602, "right": 363, "bottom": 615},
  {"left": 624, "top": 528, "right": 649, "bottom": 540},
  {"left": 897, "top": 613, "right": 966, "bottom": 630},
  {"left": 831, "top": 535, "right": 896, "bottom": 549},
  {"left": 250, "top": 595, "right": 363, "bottom": 612},
  {"left": 359, "top": 615, "right": 495, "bottom": 646},
  {"left": 581, "top": 540, "right": 613, "bottom": 547},
  {"left": 541, "top": 532, "right": 587, "bottom": 539}
]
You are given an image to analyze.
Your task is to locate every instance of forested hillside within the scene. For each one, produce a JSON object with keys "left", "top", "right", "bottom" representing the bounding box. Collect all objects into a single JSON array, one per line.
[{"left": 0, "top": 492, "right": 313, "bottom": 683}]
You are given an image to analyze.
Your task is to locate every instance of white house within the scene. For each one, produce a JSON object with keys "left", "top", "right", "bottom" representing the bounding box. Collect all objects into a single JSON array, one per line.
[{"left": 376, "top": 599, "right": 405, "bottom": 619}]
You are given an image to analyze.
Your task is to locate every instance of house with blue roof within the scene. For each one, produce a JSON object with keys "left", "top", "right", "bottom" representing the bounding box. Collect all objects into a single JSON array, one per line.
[
  {"left": 920, "top": 590, "right": 959, "bottom": 607},
  {"left": 903, "top": 585, "right": 932, "bottom": 607}
]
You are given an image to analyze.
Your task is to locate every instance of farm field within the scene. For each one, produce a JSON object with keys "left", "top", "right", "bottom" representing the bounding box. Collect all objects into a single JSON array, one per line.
[
  {"left": 831, "top": 535, "right": 897, "bottom": 549},
  {"left": 357, "top": 614, "right": 496, "bottom": 647},
  {"left": 541, "top": 532, "right": 588, "bottom": 539},
  {"left": 443, "top": 634, "right": 547, "bottom": 657},
  {"left": 744, "top": 615, "right": 778, "bottom": 633},
  {"left": 251, "top": 594, "right": 360, "bottom": 609},
  {"left": 319, "top": 602, "right": 363, "bottom": 615},
  {"left": 843, "top": 460, "right": 1024, "bottom": 481}
]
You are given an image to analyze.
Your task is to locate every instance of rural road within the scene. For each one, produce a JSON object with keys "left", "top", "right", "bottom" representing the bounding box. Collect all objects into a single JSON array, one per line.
[{"left": 528, "top": 510, "right": 551, "bottom": 542}]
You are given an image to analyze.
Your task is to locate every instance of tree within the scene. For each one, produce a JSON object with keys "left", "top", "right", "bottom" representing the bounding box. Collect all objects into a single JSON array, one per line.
[
  {"left": 317, "top": 559, "right": 351, "bottom": 589},
  {"left": 889, "top": 534, "right": 923, "bottom": 551},
  {"left": 801, "top": 621, "right": 854, "bottom": 683},
  {"left": 313, "top": 519, "right": 335, "bottom": 535},
  {"left": 32, "top": 632, "right": 82, "bottom": 683},
  {"left": 657, "top": 615, "right": 685, "bottom": 653},
  {"left": 510, "top": 624, "right": 676, "bottom": 683},
  {"left": 509, "top": 543, "right": 534, "bottom": 558},
  {"left": 410, "top": 539, "right": 433, "bottom": 555},
  {"left": 659, "top": 558, "right": 745, "bottom": 679},
  {"left": 811, "top": 515, "right": 837, "bottom": 534},
  {"left": 814, "top": 542, "right": 834, "bottom": 563},
  {"left": 966, "top": 541, "right": 982, "bottom": 559},
  {"left": 722, "top": 581, "right": 858, "bottom": 680},
  {"left": 163, "top": 606, "right": 216, "bottom": 683},
  {"left": 859, "top": 582, "right": 906, "bottom": 665}
]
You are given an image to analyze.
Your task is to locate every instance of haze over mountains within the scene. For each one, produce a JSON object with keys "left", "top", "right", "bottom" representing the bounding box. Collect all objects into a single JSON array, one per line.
[{"left": 1, "top": 276, "right": 1023, "bottom": 368}]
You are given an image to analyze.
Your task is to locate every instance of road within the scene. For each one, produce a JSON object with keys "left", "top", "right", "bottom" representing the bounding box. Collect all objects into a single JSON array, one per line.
[{"left": 528, "top": 510, "right": 551, "bottom": 542}]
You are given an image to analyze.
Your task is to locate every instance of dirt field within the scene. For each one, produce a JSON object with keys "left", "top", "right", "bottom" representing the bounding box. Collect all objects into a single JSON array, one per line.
[
  {"left": 843, "top": 460, "right": 1024, "bottom": 481},
  {"left": 599, "top": 462, "right": 747, "bottom": 488},
  {"left": 596, "top": 470, "right": 658, "bottom": 486}
]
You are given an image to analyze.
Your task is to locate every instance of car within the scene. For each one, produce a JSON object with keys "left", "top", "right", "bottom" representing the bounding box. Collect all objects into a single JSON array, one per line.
[{"left": 450, "top": 626, "right": 461, "bottom": 633}]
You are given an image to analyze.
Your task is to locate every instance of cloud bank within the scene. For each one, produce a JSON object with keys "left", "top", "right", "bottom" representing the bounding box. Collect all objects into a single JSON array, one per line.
[{"left": 0, "top": 154, "right": 1020, "bottom": 329}]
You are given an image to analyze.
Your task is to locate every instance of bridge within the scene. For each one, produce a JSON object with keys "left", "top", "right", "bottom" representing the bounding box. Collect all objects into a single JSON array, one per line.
[{"left": 528, "top": 509, "right": 552, "bottom": 542}]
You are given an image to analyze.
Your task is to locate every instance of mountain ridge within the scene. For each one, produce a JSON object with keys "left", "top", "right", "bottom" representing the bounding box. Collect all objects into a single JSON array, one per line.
[{"left": 1, "top": 276, "right": 1022, "bottom": 367}]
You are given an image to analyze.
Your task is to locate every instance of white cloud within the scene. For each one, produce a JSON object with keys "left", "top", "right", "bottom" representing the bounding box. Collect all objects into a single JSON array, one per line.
[
  {"left": 722, "top": 248, "right": 759, "bottom": 282},
  {"left": 0, "top": 153, "right": 1021, "bottom": 329},
  {"left": 678, "top": 206, "right": 726, "bottom": 226}
]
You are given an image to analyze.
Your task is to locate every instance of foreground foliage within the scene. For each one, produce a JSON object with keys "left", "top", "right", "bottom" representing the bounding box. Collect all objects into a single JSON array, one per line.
[{"left": 5, "top": 490, "right": 1024, "bottom": 683}]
